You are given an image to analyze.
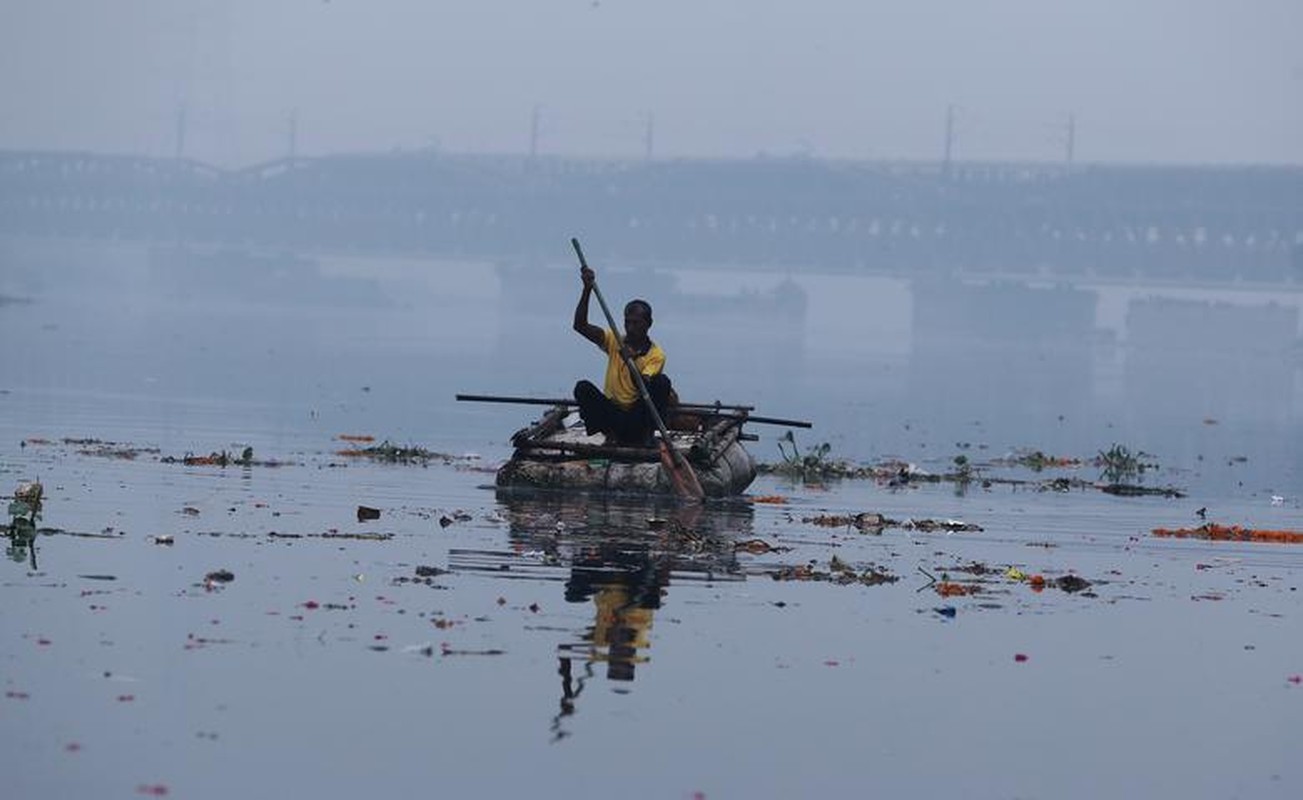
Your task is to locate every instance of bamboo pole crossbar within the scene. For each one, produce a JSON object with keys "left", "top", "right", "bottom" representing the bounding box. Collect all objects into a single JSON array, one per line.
[
  {"left": 456, "top": 393, "right": 811, "bottom": 429},
  {"left": 456, "top": 393, "right": 754, "bottom": 413}
]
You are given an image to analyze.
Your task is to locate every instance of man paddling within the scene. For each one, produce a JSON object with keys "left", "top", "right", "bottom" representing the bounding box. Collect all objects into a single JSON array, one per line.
[{"left": 572, "top": 264, "right": 674, "bottom": 445}]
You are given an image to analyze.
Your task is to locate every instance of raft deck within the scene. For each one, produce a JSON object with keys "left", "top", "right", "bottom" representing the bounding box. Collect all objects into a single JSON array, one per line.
[{"left": 495, "top": 406, "right": 758, "bottom": 497}]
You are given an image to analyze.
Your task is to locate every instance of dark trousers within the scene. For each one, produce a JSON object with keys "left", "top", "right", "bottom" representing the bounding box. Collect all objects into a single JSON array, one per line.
[{"left": 574, "top": 374, "right": 673, "bottom": 445}]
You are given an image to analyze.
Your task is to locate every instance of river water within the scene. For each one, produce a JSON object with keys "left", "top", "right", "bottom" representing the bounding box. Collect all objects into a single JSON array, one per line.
[{"left": 1, "top": 242, "right": 1301, "bottom": 799}]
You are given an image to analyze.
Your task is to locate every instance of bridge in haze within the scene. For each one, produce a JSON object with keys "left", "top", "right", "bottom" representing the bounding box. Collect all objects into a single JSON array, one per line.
[{"left": 2, "top": 149, "right": 1300, "bottom": 284}]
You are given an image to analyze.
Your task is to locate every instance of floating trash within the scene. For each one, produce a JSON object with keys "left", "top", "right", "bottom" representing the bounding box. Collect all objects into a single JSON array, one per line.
[{"left": 1152, "top": 524, "right": 1303, "bottom": 545}]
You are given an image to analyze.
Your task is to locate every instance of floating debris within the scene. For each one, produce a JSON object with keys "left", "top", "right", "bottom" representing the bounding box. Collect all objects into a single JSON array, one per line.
[
  {"left": 436, "top": 511, "right": 473, "bottom": 529},
  {"left": 940, "top": 561, "right": 1000, "bottom": 577},
  {"left": 755, "top": 444, "right": 1181, "bottom": 501},
  {"left": 266, "top": 530, "right": 392, "bottom": 542},
  {"left": 1004, "top": 568, "right": 1095, "bottom": 594},
  {"left": 766, "top": 556, "right": 898, "bottom": 586},
  {"left": 902, "top": 518, "right": 983, "bottom": 533},
  {"left": 336, "top": 441, "right": 450, "bottom": 465},
  {"left": 161, "top": 447, "right": 285, "bottom": 468},
  {"left": 1152, "top": 524, "right": 1303, "bottom": 545},
  {"left": 803, "top": 512, "right": 891, "bottom": 532},
  {"left": 801, "top": 513, "right": 981, "bottom": 533},
  {"left": 440, "top": 645, "right": 506, "bottom": 657},
  {"left": 356, "top": 505, "right": 381, "bottom": 522},
  {"left": 1101, "top": 483, "right": 1185, "bottom": 498},
  {"left": 733, "top": 538, "right": 792, "bottom": 555},
  {"left": 66, "top": 438, "right": 160, "bottom": 460},
  {"left": 993, "top": 449, "right": 1084, "bottom": 471},
  {"left": 934, "top": 581, "right": 981, "bottom": 597},
  {"left": 1039, "top": 477, "right": 1077, "bottom": 492},
  {"left": 1055, "top": 575, "right": 1093, "bottom": 593},
  {"left": 324, "top": 531, "right": 391, "bottom": 541}
]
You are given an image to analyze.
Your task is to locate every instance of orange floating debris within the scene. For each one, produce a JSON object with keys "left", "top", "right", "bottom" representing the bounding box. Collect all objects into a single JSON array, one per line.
[
  {"left": 337, "top": 434, "right": 375, "bottom": 443},
  {"left": 935, "top": 581, "right": 980, "bottom": 597},
  {"left": 750, "top": 495, "right": 788, "bottom": 504},
  {"left": 1152, "top": 524, "right": 1303, "bottom": 545}
]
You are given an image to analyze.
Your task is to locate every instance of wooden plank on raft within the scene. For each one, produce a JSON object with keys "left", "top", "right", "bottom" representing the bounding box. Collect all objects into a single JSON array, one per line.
[
  {"left": 511, "top": 438, "right": 662, "bottom": 462},
  {"left": 511, "top": 405, "right": 569, "bottom": 447}
]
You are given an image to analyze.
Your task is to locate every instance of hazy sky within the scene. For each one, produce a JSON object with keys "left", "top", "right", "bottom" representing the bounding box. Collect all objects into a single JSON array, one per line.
[{"left": 2, "top": 0, "right": 1300, "bottom": 166}]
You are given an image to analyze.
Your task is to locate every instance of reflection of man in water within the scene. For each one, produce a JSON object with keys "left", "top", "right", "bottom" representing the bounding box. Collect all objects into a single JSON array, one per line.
[
  {"left": 553, "top": 549, "right": 668, "bottom": 740},
  {"left": 564, "top": 549, "right": 668, "bottom": 681},
  {"left": 496, "top": 492, "right": 744, "bottom": 739},
  {"left": 588, "top": 584, "right": 656, "bottom": 681}
]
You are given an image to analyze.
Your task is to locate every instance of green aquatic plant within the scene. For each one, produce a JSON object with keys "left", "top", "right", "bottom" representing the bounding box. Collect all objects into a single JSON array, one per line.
[
  {"left": 7, "top": 482, "right": 42, "bottom": 532},
  {"left": 6, "top": 482, "right": 43, "bottom": 567},
  {"left": 949, "top": 454, "right": 976, "bottom": 496},
  {"left": 1096, "top": 444, "right": 1155, "bottom": 484},
  {"left": 772, "top": 431, "right": 839, "bottom": 481}
]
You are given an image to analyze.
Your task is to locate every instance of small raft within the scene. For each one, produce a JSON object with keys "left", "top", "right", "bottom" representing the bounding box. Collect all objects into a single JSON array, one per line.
[{"left": 496, "top": 405, "right": 758, "bottom": 497}]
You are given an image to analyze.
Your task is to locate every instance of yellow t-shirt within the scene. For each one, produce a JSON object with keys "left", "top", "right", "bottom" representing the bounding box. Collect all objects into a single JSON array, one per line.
[{"left": 602, "top": 328, "right": 665, "bottom": 410}]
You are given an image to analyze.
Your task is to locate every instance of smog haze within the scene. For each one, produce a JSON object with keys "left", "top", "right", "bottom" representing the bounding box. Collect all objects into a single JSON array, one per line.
[{"left": 2, "top": 0, "right": 1300, "bottom": 166}]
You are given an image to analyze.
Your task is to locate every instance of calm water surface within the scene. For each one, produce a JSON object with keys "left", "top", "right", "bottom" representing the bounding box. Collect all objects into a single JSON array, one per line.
[{"left": 1, "top": 245, "right": 1301, "bottom": 799}]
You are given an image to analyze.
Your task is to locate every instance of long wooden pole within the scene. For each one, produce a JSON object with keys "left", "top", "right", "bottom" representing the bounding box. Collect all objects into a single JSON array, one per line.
[
  {"left": 571, "top": 238, "right": 704, "bottom": 500},
  {"left": 455, "top": 394, "right": 812, "bottom": 429},
  {"left": 455, "top": 394, "right": 753, "bottom": 412},
  {"left": 456, "top": 396, "right": 755, "bottom": 414}
]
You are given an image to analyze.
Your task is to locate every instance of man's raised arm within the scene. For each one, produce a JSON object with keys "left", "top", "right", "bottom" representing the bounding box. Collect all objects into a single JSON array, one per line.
[{"left": 573, "top": 265, "right": 605, "bottom": 348}]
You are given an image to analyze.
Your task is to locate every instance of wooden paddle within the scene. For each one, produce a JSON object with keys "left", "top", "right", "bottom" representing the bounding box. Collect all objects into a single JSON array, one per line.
[{"left": 570, "top": 237, "right": 705, "bottom": 500}]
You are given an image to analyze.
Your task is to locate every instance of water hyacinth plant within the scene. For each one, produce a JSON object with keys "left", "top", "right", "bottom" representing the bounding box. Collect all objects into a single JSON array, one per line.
[
  {"left": 6, "top": 481, "right": 43, "bottom": 566},
  {"left": 1095, "top": 444, "right": 1155, "bottom": 484}
]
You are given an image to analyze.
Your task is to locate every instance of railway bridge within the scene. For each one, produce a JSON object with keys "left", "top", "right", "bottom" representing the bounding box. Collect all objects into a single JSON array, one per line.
[{"left": 2, "top": 149, "right": 1300, "bottom": 284}]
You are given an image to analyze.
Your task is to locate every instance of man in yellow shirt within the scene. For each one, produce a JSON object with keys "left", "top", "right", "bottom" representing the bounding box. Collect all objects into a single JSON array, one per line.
[{"left": 572, "top": 263, "right": 673, "bottom": 445}]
